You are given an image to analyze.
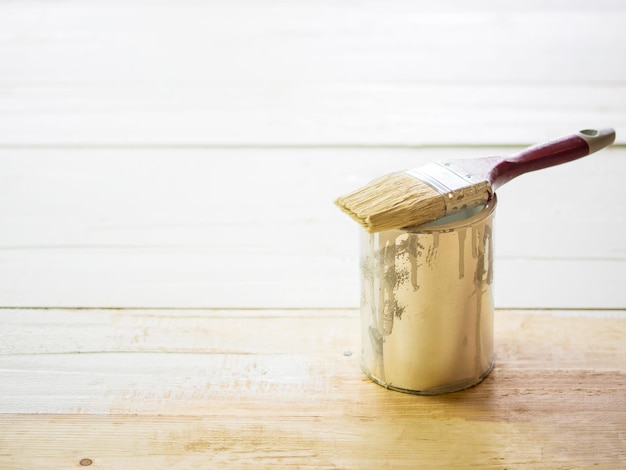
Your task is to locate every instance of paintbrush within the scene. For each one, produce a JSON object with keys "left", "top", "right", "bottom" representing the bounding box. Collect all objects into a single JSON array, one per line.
[{"left": 335, "top": 128, "right": 616, "bottom": 232}]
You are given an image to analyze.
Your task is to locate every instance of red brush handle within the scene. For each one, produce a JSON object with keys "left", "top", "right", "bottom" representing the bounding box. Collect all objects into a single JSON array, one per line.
[{"left": 489, "top": 128, "right": 615, "bottom": 189}]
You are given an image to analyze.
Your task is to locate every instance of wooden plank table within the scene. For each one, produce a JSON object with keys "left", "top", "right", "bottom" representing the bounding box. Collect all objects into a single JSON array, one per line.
[
  {"left": 1, "top": 309, "right": 625, "bottom": 468},
  {"left": 1, "top": 1, "right": 625, "bottom": 468}
]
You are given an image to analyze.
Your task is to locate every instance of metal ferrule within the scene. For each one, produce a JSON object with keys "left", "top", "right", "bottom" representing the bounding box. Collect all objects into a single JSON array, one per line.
[{"left": 406, "top": 163, "right": 492, "bottom": 215}]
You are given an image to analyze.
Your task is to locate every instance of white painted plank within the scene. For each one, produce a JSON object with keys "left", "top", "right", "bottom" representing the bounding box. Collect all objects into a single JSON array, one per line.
[
  {"left": 0, "top": 83, "right": 623, "bottom": 146},
  {"left": 0, "top": 148, "right": 625, "bottom": 308},
  {"left": 1, "top": 1, "right": 625, "bottom": 145},
  {"left": 496, "top": 259, "right": 626, "bottom": 309},
  {"left": 1, "top": 147, "right": 624, "bottom": 257},
  {"left": 3, "top": 1, "right": 624, "bottom": 83},
  {"left": 1, "top": 249, "right": 624, "bottom": 309}
]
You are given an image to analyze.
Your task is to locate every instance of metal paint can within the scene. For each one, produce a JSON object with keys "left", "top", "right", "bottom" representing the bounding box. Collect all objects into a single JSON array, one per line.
[{"left": 360, "top": 197, "right": 496, "bottom": 395}]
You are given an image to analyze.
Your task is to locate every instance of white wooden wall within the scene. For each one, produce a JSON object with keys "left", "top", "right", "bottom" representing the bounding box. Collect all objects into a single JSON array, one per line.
[{"left": 1, "top": 0, "right": 625, "bottom": 309}]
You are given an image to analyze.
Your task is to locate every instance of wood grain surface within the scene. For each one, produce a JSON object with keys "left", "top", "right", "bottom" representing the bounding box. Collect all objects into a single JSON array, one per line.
[
  {"left": 1, "top": 308, "right": 625, "bottom": 468},
  {"left": 1, "top": 1, "right": 625, "bottom": 468}
]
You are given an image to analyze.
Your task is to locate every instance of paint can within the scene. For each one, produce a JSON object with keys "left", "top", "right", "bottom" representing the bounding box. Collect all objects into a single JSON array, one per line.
[{"left": 360, "top": 197, "right": 496, "bottom": 394}]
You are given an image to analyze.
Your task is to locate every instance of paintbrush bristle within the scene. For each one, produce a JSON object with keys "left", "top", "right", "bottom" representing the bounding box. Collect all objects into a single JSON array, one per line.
[
  {"left": 336, "top": 166, "right": 493, "bottom": 232},
  {"left": 334, "top": 172, "right": 447, "bottom": 232}
]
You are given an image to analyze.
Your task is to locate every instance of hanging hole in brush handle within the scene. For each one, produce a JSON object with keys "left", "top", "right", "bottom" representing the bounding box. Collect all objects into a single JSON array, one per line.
[{"left": 489, "top": 128, "right": 616, "bottom": 189}]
